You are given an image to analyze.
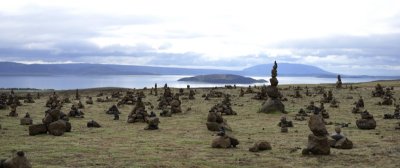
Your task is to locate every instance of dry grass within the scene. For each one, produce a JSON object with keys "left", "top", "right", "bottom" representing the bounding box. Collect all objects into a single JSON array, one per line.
[{"left": 1, "top": 81, "right": 400, "bottom": 168}]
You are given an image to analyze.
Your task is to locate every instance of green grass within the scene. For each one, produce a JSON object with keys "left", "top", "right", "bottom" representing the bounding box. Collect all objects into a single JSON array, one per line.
[{"left": 1, "top": 81, "right": 400, "bottom": 167}]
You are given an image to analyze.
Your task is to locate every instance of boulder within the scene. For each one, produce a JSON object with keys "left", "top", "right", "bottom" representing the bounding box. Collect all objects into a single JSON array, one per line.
[
  {"left": 48, "top": 120, "right": 67, "bottom": 136},
  {"left": 211, "top": 135, "right": 239, "bottom": 148},
  {"left": 302, "top": 134, "right": 330, "bottom": 155},
  {"left": 330, "top": 138, "right": 353, "bottom": 149},
  {"left": 260, "top": 98, "right": 285, "bottom": 113},
  {"left": 211, "top": 136, "right": 232, "bottom": 148},
  {"left": 145, "top": 117, "right": 160, "bottom": 130},
  {"left": 356, "top": 119, "right": 376, "bottom": 130},
  {"left": 29, "top": 124, "right": 48, "bottom": 136},
  {"left": 87, "top": 120, "right": 101, "bottom": 128},
  {"left": 249, "top": 141, "right": 272, "bottom": 152}
]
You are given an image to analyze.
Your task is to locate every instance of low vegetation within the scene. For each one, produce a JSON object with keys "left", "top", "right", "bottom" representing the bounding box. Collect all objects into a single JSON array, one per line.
[{"left": 0, "top": 81, "right": 400, "bottom": 167}]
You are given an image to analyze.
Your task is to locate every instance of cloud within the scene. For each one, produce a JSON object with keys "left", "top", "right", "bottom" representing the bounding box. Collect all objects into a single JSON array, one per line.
[
  {"left": 265, "top": 33, "right": 400, "bottom": 75},
  {"left": 0, "top": 1, "right": 400, "bottom": 76},
  {"left": 0, "top": 5, "right": 161, "bottom": 50}
]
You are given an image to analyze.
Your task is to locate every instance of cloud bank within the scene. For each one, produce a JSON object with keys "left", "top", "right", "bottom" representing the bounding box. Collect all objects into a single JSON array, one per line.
[{"left": 0, "top": 0, "right": 399, "bottom": 75}]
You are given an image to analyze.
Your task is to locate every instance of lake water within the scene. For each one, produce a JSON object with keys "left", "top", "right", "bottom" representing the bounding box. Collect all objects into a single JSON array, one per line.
[{"left": 0, "top": 75, "right": 396, "bottom": 90}]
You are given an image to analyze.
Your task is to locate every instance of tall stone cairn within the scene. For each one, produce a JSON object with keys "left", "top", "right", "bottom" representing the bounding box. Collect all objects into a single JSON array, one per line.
[
  {"left": 336, "top": 75, "right": 342, "bottom": 89},
  {"left": 260, "top": 61, "right": 285, "bottom": 113}
]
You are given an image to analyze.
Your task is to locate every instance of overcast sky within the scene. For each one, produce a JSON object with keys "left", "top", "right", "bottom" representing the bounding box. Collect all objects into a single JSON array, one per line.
[{"left": 0, "top": 0, "right": 399, "bottom": 75}]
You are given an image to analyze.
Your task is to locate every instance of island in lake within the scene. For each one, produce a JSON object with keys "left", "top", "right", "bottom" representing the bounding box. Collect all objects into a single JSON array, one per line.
[{"left": 178, "top": 74, "right": 267, "bottom": 84}]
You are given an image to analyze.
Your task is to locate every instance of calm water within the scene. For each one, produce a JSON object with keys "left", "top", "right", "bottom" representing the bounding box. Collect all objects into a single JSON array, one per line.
[{"left": 0, "top": 75, "right": 395, "bottom": 90}]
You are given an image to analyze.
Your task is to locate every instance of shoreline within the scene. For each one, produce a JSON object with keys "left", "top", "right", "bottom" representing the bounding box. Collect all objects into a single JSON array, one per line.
[{"left": 0, "top": 79, "right": 399, "bottom": 92}]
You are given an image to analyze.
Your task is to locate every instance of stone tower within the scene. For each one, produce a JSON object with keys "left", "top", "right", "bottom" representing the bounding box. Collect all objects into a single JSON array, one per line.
[{"left": 260, "top": 61, "right": 285, "bottom": 113}]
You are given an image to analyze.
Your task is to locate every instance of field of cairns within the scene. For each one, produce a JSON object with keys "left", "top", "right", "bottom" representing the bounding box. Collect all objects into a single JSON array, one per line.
[{"left": 1, "top": 72, "right": 400, "bottom": 167}]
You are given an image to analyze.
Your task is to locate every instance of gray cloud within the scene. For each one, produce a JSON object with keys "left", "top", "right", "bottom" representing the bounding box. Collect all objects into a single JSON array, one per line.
[
  {"left": 267, "top": 33, "right": 400, "bottom": 75},
  {"left": 0, "top": 6, "right": 399, "bottom": 76}
]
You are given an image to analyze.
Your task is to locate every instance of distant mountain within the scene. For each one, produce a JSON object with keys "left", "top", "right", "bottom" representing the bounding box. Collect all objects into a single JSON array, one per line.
[
  {"left": 0, "top": 62, "right": 338, "bottom": 77},
  {"left": 178, "top": 74, "right": 267, "bottom": 84},
  {"left": 240, "top": 63, "right": 335, "bottom": 77},
  {"left": 0, "top": 62, "right": 232, "bottom": 76}
]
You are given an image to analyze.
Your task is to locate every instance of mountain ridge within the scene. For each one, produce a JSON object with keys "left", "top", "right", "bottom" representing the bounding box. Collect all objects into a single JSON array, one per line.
[{"left": 0, "top": 61, "right": 371, "bottom": 77}]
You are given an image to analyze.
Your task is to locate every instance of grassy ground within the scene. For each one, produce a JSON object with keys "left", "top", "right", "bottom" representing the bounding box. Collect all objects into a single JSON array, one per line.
[{"left": 1, "top": 81, "right": 400, "bottom": 168}]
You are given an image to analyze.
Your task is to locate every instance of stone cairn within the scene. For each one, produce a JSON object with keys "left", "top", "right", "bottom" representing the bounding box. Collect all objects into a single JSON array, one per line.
[
  {"left": 77, "top": 100, "right": 85, "bottom": 109},
  {"left": 86, "top": 97, "right": 93, "bottom": 104},
  {"left": 157, "top": 87, "right": 174, "bottom": 109},
  {"left": 372, "top": 83, "right": 385, "bottom": 97},
  {"left": 253, "top": 85, "right": 268, "bottom": 100},
  {"left": 379, "top": 88, "right": 394, "bottom": 105},
  {"left": 295, "top": 108, "right": 308, "bottom": 121},
  {"left": 356, "top": 110, "right": 376, "bottom": 130},
  {"left": 278, "top": 116, "right": 293, "bottom": 133},
  {"left": 8, "top": 104, "right": 18, "bottom": 117},
  {"left": 170, "top": 94, "right": 182, "bottom": 114},
  {"left": 211, "top": 129, "right": 239, "bottom": 149},
  {"left": 319, "top": 103, "right": 330, "bottom": 119},
  {"left": 0, "top": 151, "right": 32, "bottom": 168},
  {"left": 260, "top": 61, "right": 285, "bottom": 113},
  {"left": 305, "top": 87, "right": 312, "bottom": 97},
  {"left": 336, "top": 75, "right": 342, "bottom": 89},
  {"left": 106, "top": 105, "right": 120, "bottom": 114},
  {"left": 206, "top": 106, "right": 232, "bottom": 131},
  {"left": 188, "top": 89, "right": 195, "bottom": 100},
  {"left": 6, "top": 91, "right": 22, "bottom": 106},
  {"left": 202, "top": 89, "right": 224, "bottom": 98},
  {"left": 209, "top": 94, "right": 237, "bottom": 115},
  {"left": 45, "top": 92, "right": 61, "bottom": 108},
  {"left": 118, "top": 91, "right": 137, "bottom": 106},
  {"left": 68, "top": 104, "right": 84, "bottom": 118},
  {"left": 24, "top": 93, "right": 35, "bottom": 103},
  {"left": 245, "top": 85, "right": 254, "bottom": 94},
  {"left": 239, "top": 88, "right": 244, "bottom": 97},
  {"left": 329, "top": 127, "right": 353, "bottom": 149},
  {"left": 20, "top": 112, "right": 33, "bottom": 125},
  {"left": 29, "top": 107, "right": 71, "bottom": 136},
  {"left": 154, "top": 83, "right": 158, "bottom": 96},
  {"left": 111, "top": 91, "right": 123, "bottom": 98},
  {"left": 105, "top": 104, "right": 120, "bottom": 120},
  {"left": 127, "top": 97, "right": 148, "bottom": 123},
  {"left": 75, "top": 89, "right": 80, "bottom": 100},
  {"left": 145, "top": 111, "right": 160, "bottom": 130},
  {"left": 0, "top": 93, "right": 7, "bottom": 109},
  {"left": 302, "top": 111, "right": 330, "bottom": 155},
  {"left": 61, "top": 97, "right": 71, "bottom": 104},
  {"left": 321, "top": 90, "right": 334, "bottom": 103},
  {"left": 306, "top": 101, "right": 318, "bottom": 113},
  {"left": 352, "top": 96, "right": 364, "bottom": 113},
  {"left": 137, "top": 90, "right": 146, "bottom": 99},
  {"left": 384, "top": 104, "right": 400, "bottom": 119},
  {"left": 329, "top": 98, "right": 339, "bottom": 108},
  {"left": 178, "top": 88, "right": 184, "bottom": 96}
]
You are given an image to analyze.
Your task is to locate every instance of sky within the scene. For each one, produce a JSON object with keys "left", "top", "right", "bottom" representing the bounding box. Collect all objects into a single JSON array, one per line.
[{"left": 0, "top": 0, "right": 399, "bottom": 76}]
